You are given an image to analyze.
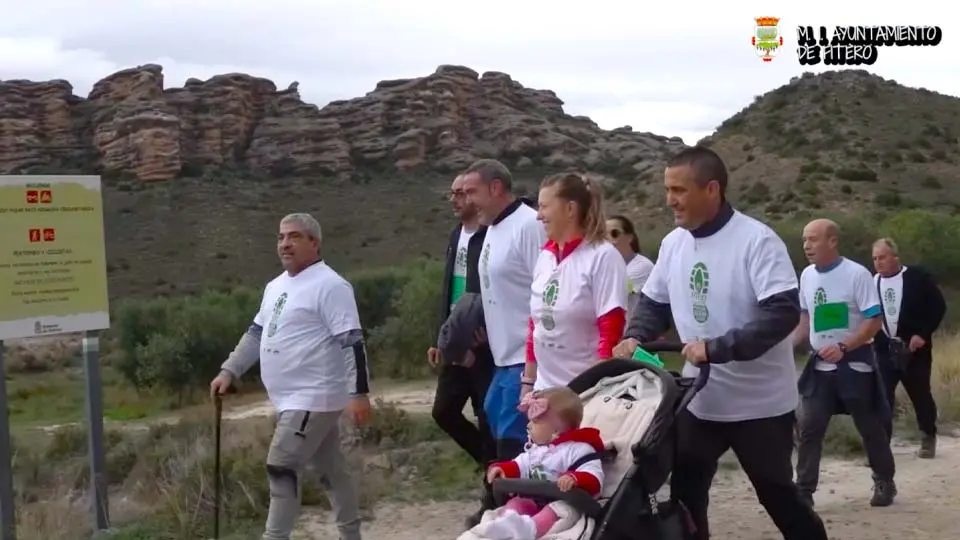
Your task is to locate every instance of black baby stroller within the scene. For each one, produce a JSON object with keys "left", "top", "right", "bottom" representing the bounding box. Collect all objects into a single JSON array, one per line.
[{"left": 480, "top": 342, "right": 709, "bottom": 540}]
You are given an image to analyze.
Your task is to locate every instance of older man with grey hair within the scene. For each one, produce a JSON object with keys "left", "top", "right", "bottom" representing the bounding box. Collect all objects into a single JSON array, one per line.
[
  {"left": 210, "top": 212, "right": 371, "bottom": 540},
  {"left": 871, "top": 237, "right": 946, "bottom": 458}
]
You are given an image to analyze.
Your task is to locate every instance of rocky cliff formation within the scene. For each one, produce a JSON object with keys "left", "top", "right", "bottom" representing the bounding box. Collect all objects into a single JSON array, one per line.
[{"left": 0, "top": 64, "right": 686, "bottom": 181}]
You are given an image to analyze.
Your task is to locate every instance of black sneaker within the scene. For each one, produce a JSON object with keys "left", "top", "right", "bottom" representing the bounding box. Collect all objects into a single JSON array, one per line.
[
  {"left": 464, "top": 507, "right": 485, "bottom": 529},
  {"left": 870, "top": 479, "right": 897, "bottom": 507},
  {"left": 464, "top": 485, "right": 496, "bottom": 529},
  {"left": 917, "top": 435, "right": 936, "bottom": 459}
]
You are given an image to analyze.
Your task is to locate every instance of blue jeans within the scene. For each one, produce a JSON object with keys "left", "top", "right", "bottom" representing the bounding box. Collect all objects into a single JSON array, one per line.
[{"left": 483, "top": 364, "right": 528, "bottom": 443}]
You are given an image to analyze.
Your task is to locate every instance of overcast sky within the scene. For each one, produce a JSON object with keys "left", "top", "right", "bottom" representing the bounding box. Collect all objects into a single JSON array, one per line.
[{"left": 0, "top": 1, "right": 954, "bottom": 145}]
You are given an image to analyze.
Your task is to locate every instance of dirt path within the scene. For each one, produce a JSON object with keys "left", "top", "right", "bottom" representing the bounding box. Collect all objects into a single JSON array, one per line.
[
  {"left": 37, "top": 379, "right": 439, "bottom": 433},
  {"left": 35, "top": 379, "right": 960, "bottom": 539},
  {"left": 298, "top": 433, "right": 960, "bottom": 540},
  {"left": 223, "top": 379, "right": 438, "bottom": 421}
]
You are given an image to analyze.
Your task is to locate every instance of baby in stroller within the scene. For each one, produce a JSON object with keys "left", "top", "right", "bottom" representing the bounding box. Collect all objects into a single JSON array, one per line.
[
  {"left": 480, "top": 387, "right": 606, "bottom": 539},
  {"left": 459, "top": 344, "right": 708, "bottom": 540}
]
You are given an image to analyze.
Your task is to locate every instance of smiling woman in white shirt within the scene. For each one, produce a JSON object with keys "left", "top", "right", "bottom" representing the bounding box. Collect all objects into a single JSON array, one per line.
[{"left": 522, "top": 173, "right": 628, "bottom": 394}]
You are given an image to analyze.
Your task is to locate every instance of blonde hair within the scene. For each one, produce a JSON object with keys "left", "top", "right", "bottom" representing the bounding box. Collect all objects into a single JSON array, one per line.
[
  {"left": 540, "top": 172, "right": 606, "bottom": 243},
  {"left": 534, "top": 387, "right": 583, "bottom": 429}
]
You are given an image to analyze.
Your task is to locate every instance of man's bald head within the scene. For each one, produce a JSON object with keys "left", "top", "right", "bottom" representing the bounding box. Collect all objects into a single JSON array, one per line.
[
  {"left": 802, "top": 218, "right": 841, "bottom": 266},
  {"left": 803, "top": 218, "right": 840, "bottom": 241}
]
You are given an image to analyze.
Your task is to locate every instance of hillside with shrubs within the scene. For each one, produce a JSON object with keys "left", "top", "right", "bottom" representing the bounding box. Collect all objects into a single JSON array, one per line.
[
  {"left": 5, "top": 67, "right": 960, "bottom": 539},
  {"left": 705, "top": 70, "right": 960, "bottom": 217}
]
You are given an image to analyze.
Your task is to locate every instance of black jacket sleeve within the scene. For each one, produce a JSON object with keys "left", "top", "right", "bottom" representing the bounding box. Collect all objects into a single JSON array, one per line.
[
  {"left": 464, "top": 227, "right": 487, "bottom": 294},
  {"left": 623, "top": 294, "right": 673, "bottom": 342},
  {"left": 706, "top": 289, "right": 801, "bottom": 364},
  {"left": 918, "top": 267, "right": 946, "bottom": 341},
  {"left": 437, "top": 226, "right": 460, "bottom": 335}
]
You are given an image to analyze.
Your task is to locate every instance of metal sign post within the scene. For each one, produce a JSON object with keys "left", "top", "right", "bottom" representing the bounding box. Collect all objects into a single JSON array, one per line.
[
  {"left": 0, "top": 342, "right": 15, "bottom": 540},
  {"left": 0, "top": 175, "right": 113, "bottom": 535},
  {"left": 82, "top": 331, "right": 109, "bottom": 529}
]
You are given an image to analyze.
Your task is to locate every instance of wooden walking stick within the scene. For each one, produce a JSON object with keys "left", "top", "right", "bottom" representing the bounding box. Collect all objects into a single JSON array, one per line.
[{"left": 213, "top": 394, "right": 223, "bottom": 539}]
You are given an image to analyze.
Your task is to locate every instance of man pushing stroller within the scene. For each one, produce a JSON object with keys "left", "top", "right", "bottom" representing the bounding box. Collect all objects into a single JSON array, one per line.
[{"left": 613, "top": 147, "right": 828, "bottom": 539}]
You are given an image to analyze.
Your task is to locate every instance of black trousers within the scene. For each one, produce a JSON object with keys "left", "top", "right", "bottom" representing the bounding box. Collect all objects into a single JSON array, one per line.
[
  {"left": 877, "top": 348, "right": 938, "bottom": 437},
  {"left": 431, "top": 362, "right": 496, "bottom": 466},
  {"left": 796, "top": 370, "right": 895, "bottom": 494},
  {"left": 671, "top": 410, "right": 827, "bottom": 540}
]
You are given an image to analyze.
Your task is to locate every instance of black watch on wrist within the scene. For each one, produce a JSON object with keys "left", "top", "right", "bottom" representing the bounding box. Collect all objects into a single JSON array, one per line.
[{"left": 837, "top": 342, "right": 848, "bottom": 355}]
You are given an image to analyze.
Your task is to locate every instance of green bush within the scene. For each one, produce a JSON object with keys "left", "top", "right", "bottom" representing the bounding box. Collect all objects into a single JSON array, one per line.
[
  {"left": 114, "top": 259, "right": 444, "bottom": 395},
  {"left": 114, "top": 288, "right": 261, "bottom": 402},
  {"left": 112, "top": 209, "right": 960, "bottom": 400},
  {"left": 766, "top": 210, "right": 960, "bottom": 283},
  {"left": 351, "top": 265, "right": 423, "bottom": 332},
  {"left": 367, "top": 259, "right": 444, "bottom": 379},
  {"left": 878, "top": 210, "right": 960, "bottom": 281},
  {"left": 835, "top": 167, "right": 878, "bottom": 182}
]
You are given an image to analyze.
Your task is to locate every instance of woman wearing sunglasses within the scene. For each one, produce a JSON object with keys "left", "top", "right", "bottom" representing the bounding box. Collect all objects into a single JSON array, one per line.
[{"left": 606, "top": 215, "right": 654, "bottom": 320}]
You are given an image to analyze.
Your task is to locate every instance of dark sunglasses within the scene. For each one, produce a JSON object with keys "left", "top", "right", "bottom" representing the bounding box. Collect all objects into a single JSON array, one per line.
[{"left": 609, "top": 229, "right": 623, "bottom": 238}]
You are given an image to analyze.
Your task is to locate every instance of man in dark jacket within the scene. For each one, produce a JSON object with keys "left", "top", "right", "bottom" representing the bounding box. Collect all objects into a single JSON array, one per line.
[
  {"left": 426, "top": 175, "right": 496, "bottom": 524},
  {"left": 871, "top": 238, "right": 947, "bottom": 458}
]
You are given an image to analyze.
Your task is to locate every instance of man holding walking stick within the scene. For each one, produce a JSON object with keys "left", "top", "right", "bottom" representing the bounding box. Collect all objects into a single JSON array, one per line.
[{"left": 210, "top": 212, "right": 371, "bottom": 540}]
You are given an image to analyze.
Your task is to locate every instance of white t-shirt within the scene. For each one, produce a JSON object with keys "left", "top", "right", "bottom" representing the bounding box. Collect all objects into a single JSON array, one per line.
[
  {"left": 451, "top": 227, "right": 476, "bottom": 310},
  {"left": 799, "top": 258, "right": 881, "bottom": 372},
  {"left": 642, "top": 211, "right": 799, "bottom": 422},
  {"left": 530, "top": 241, "right": 628, "bottom": 390},
  {"left": 479, "top": 203, "right": 546, "bottom": 367},
  {"left": 506, "top": 431, "right": 605, "bottom": 489},
  {"left": 876, "top": 266, "right": 906, "bottom": 337},
  {"left": 625, "top": 254, "right": 654, "bottom": 318},
  {"left": 255, "top": 262, "right": 364, "bottom": 413}
]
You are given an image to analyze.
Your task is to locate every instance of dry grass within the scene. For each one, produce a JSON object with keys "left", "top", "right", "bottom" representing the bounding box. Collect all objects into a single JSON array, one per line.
[
  {"left": 4, "top": 336, "right": 81, "bottom": 374},
  {"left": 10, "top": 330, "right": 960, "bottom": 538},
  {"left": 12, "top": 400, "right": 475, "bottom": 540},
  {"left": 929, "top": 331, "right": 960, "bottom": 419},
  {"left": 819, "top": 330, "right": 960, "bottom": 456}
]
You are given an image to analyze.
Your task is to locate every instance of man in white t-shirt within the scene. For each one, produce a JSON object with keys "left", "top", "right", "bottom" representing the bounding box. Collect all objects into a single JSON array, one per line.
[
  {"left": 613, "top": 147, "right": 827, "bottom": 540},
  {"left": 426, "top": 175, "right": 497, "bottom": 524},
  {"left": 793, "top": 219, "right": 895, "bottom": 509},
  {"left": 871, "top": 237, "right": 945, "bottom": 458},
  {"left": 462, "top": 158, "right": 545, "bottom": 474},
  {"left": 209, "top": 213, "right": 370, "bottom": 540}
]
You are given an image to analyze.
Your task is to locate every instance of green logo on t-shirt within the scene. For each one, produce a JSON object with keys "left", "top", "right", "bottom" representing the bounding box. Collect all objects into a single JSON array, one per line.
[
  {"left": 543, "top": 278, "right": 560, "bottom": 307},
  {"left": 541, "top": 278, "right": 560, "bottom": 330},
  {"left": 480, "top": 244, "right": 491, "bottom": 289},
  {"left": 884, "top": 288, "right": 897, "bottom": 315},
  {"left": 689, "top": 262, "right": 710, "bottom": 323},
  {"left": 266, "top": 292, "right": 288, "bottom": 338},
  {"left": 814, "top": 287, "right": 827, "bottom": 306},
  {"left": 450, "top": 246, "right": 469, "bottom": 308},
  {"left": 811, "top": 287, "right": 849, "bottom": 333}
]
